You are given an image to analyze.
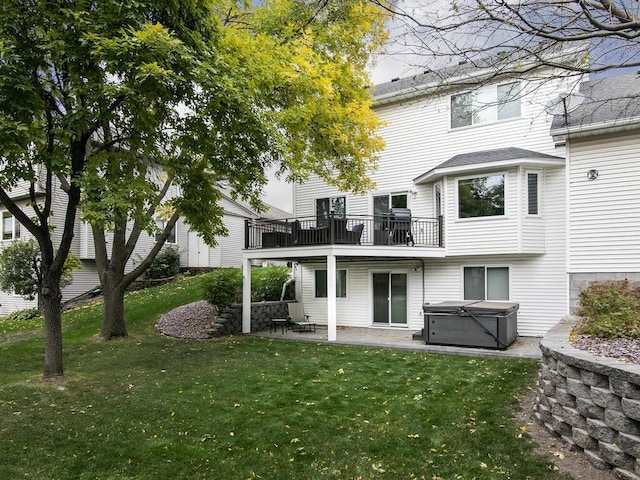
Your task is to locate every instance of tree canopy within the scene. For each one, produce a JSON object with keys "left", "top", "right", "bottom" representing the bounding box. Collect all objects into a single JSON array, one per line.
[{"left": 0, "top": 0, "right": 388, "bottom": 377}]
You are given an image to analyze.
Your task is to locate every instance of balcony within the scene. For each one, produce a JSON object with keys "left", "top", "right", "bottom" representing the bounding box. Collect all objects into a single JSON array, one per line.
[{"left": 245, "top": 212, "right": 443, "bottom": 250}]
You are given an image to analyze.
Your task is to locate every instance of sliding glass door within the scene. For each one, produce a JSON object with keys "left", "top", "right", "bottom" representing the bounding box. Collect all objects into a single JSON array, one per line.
[{"left": 372, "top": 272, "right": 407, "bottom": 325}]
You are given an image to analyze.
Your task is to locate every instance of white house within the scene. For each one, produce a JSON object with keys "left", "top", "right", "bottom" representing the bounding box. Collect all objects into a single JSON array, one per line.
[
  {"left": 549, "top": 72, "right": 640, "bottom": 310},
  {"left": 242, "top": 45, "right": 589, "bottom": 341},
  {"left": 0, "top": 181, "right": 288, "bottom": 315}
]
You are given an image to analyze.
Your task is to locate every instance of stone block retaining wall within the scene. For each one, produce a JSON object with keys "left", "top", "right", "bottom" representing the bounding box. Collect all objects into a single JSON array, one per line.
[
  {"left": 537, "top": 318, "right": 640, "bottom": 478},
  {"left": 210, "top": 301, "right": 289, "bottom": 337}
]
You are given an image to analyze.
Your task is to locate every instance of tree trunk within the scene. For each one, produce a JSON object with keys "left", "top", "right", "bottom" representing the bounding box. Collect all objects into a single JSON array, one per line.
[
  {"left": 41, "top": 280, "right": 64, "bottom": 381},
  {"left": 100, "top": 279, "right": 128, "bottom": 339}
]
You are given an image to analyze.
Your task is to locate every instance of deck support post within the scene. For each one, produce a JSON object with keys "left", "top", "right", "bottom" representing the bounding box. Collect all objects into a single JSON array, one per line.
[
  {"left": 242, "top": 258, "right": 252, "bottom": 334},
  {"left": 327, "top": 254, "right": 337, "bottom": 341}
]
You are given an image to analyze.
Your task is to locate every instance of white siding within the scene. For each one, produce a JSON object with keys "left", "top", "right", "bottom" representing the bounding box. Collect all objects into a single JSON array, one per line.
[
  {"left": 61, "top": 260, "right": 100, "bottom": 301},
  {"left": 295, "top": 75, "right": 568, "bottom": 221},
  {"left": 0, "top": 293, "right": 37, "bottom": 315},
  {"left": 180, "top": 196, "right": 257, "bottom": 269},
  {"left": 569, "top": 131, "right": 640, "bottom": 272},
  {"left": 299, "top": 260, "right": 424, "bottom": 329},
  {"left": 289, "top": 71, "right": 574, "bottom": 337},
  {"left": 218, "top": 214, "right": 247, "bottom": 268}
]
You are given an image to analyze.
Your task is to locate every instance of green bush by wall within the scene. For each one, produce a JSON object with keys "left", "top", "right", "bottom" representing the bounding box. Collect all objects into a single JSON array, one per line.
[{"left": 203, "top": 266, "right": 292, "bottom": 308}]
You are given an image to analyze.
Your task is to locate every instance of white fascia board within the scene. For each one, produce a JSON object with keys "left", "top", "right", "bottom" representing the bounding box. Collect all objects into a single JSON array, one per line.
[{"left": 551, "top": 116, "right": 640, "bottom": 144}]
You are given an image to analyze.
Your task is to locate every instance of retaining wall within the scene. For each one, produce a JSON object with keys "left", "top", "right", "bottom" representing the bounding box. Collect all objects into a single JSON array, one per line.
[
  {"left": 536, "top": 318, "right": 640, "bottom": 478},
  {"left": 210, "top": 301, "right": 289, "bottom": 337}
]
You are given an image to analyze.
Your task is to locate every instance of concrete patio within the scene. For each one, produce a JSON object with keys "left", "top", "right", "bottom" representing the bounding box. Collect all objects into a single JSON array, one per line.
[{"left": 252, "top": 325, "right": 542, "bottom": 359}]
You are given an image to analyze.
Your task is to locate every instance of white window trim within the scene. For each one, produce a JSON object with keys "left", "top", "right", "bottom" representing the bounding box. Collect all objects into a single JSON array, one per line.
[
  {"left": 369, "top": 191, "right": 411, "bottom": 214},
  {"left": 455, "top": 171, "right": 508, "bottom": 221},
  {"left": 434, "top": 182, "right": 443, "bottom": 218},
  {"left": 368, "top": 269, "right": 411, "bottom": 327},
  {"left": 525, "top": 169, "right": 542, "bottom": 217},
  {"left": 315, "top": 196, "right": 347, "bottom": 214},
  {"left": 1, "top": 210, "right": 20, "bottom": 242},
  {"left": 314, "top": 268, "right": 348, "bottom": 299},
  {"left": 155, "top": 219, "right": 177, "bottom": 244},
  {"left": 449, "top": 81, "right": 522, "bottom": 130},
  {"left": 460, "top": 264, "right": 511, "bottom": 301}
]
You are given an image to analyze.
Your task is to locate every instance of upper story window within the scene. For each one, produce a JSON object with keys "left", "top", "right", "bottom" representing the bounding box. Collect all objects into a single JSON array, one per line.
[
  {"left": 155, "top": 219, "right": 176, "bottom": 244},
  {"left": 527, "top": 172, "right": 539, "bottom": 215},
  {"left": 2, "top": 211, "right": 20, "bottom": 241},
  {"left": 451, "top": 82, "right": 521, "bottom": 128},
  {"left": 316, "top": 196, "right": 345, "bottom": 227},
  {"left": 458, "top": 174, "right": 505, "bottom": 219}
]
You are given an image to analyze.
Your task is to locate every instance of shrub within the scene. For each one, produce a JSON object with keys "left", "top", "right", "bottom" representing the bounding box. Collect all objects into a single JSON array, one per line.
[
  {"left": 4, "top": 308, "right": 42, "bottom": 323},
  {"left": 144, "top": 247, "right": 181, "bottom": 280},
  {"left": 0, "top": 239, "right": 80, "bottom": 301},
  {"left": 252, "top": 266, "right": 291, "bottom": 302},
  {"left": 203, "top": 268, "right": 243, "bottom": 308},
  {"left": 203, "top": 266, "right": 292, "bottom": 308},
  {"left": 573, "top": 280, "right": 640, "bottom": 339}
]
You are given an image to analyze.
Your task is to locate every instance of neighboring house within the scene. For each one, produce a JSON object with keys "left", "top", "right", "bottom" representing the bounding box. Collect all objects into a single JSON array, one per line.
[
  {"left": 549, "top": 72, "right": 640, "bottom": 311},
  {"left": 179, "top": 186, "right": 291, "bottom": 270},
  {"left": 242, "top": 45, "right": 589, "bottom": 340},
  {"left": 0, "top": 181, "right": 288, "bottom": 315}
]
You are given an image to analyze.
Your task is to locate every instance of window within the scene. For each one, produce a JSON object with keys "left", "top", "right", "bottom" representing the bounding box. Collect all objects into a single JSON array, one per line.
[
  {"left": 316, "top": 196, "right": 346, "bottom": 227},
  {"left": 373, "top": 193, "right": 407, "bottom": 216},
  {"left": 315, "top": 269, "right": 347, "bottom": 298},
  {"left": 464, "top": 266, "right": 509, "bottom": 300},
  {"left": 373, "top": 193, "right": 408, "bottom": 244},
  {"left": 434, "top": 183, "right": 442, "bottom": 217},
  {"left": 497, "top": 83, "right": 522, "bottom": 120},
  {"left": 527, "top": 172, "right": 539, "bottom": 215},
  {"left": 155, "top": 219, "right": 176, "bottom": 244},
  {"left": 458, "top": 174, "right": 505, "bottom": 218},
  {"left": 2, "top": 211, "right": 20, "bottom": 241},
  {"left": 451, "top": 82, "right": 521, "bottom": 128}
]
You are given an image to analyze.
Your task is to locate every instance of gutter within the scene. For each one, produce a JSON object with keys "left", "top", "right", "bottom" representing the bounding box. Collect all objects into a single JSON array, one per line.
[{"left": 551, "top": 116, "right": 640, "bottom": 144}]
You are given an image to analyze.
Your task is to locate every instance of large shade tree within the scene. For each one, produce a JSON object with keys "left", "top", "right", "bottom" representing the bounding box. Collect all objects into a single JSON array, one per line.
[{"left": 0, "top": 0, "right": 387, "bottom": 379}]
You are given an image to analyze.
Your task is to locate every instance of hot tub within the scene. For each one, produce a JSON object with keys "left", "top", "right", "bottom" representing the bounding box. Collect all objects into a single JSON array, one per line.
[{"left": 422, "top": 301, "right": 519, "bottom": 349}]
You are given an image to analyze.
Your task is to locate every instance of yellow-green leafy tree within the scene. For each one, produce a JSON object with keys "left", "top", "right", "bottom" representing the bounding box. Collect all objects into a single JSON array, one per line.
[{"left": 0, "top": 0, "right": 388, "bottom": 379}]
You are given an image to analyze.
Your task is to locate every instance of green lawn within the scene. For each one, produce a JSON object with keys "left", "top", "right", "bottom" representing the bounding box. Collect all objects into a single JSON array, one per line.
[{"left": 0, "top": 274, "right": 569, "bottom": 479}]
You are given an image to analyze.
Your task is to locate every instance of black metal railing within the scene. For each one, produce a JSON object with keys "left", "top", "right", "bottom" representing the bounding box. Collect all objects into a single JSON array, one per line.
[{"left": 245, "top": 214, "right": 443, "bottom": 249}]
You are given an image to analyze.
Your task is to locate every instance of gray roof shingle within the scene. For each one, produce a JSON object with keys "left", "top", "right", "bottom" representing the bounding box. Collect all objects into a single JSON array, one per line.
[
  {"left": 414, "top": 147, "right": 564, "bottom": 184},
  {"left": 551, "top": 72, "right": 640, "bottom": 130},
  {"left": 437, "top": 147, "right": 562, "bottom": 169},
  {"left": 373, "top": 42, "right": 587, "bottom": 102}
]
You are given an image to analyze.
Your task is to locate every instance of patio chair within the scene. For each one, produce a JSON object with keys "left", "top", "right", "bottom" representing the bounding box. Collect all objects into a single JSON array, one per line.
[
  {"left": 347, "top": 223, "right": 364, "bottom": 244},
  {"left": 287, "top": 302, "right": 316, "bottom": 333}
]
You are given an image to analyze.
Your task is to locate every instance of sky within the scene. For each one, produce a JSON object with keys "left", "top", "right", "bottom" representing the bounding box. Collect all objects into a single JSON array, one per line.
[{"left": 262, "top": 165, "right": 294, "bottom": 214}]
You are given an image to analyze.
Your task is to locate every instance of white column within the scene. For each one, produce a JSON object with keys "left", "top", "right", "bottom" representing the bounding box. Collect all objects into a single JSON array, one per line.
[
  {"left": 242, "top": 258, "right": 252, "bottom": 334},
  {"left": 327, "top": 254, "right": 337, "bottom": 341}
]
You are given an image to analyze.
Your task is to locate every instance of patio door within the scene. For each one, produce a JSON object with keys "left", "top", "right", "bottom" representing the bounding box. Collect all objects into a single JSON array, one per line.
[{"left": 372, "top": 272, "right": 407, "bottom": 325}]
